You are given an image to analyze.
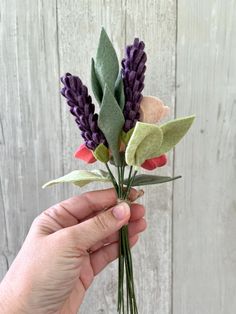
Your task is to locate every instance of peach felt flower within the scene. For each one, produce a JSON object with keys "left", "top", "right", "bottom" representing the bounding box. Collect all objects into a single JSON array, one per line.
[
  {"left": 139, "top": 96, "right": 170, "bottom": 124},
  {"left": 138, "top": 96, "right": 170, "bottom": 170}
]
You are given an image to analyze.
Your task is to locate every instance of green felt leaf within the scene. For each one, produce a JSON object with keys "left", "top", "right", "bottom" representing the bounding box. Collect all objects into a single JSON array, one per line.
[
  {"left": 114, "top": 72, "right": 125, "bottom": 110},
  {"left": 157, "top": 115, "right": 195, "bottom": 155},
  {"left": 125, "top": 122, "right": 163, "bottom": 166},
  {"left": 42, "top": 169, "right": 111, "bottom": 189},
  {"left": 98, "top": 84, "right": 125, "bottom": 165},
  {"left": 93, "top": 143, "right": 109, "bottom": 163},
  {"left": 121, "top": 128, "right": 134, "bottom": 145},
  {"left": 95, "top": 28, "right": 119, "bottom": 92},
  {"left": 124, "top": 174, "right": 182, "bottom": 186},
  {"left": 91, "top": 58, "right": 103, "bottom": 105},
  {"left": 109, "top": 152, "right": 126, "bottom": 166}
]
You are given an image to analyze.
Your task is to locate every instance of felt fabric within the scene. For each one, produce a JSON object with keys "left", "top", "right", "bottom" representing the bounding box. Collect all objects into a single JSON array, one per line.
[
  {"left": 123, "top": 174, "right": 181, "bottom": 186},
  {"left": 42, "top": 169, "right": 110, "bottom": 189},
  {"left": 157, "top": 115, "right": 195, "bottom": 156},
  {"left": 121, "top": 38, "right": 147, "bottom": 132},
  {"left": 141, "top": 154, "right": 167, "bottom": 170},
  {"left": 114, "top": 72, "right": 125, "bottom": 110},
  {"left": 74, "top": 144, "right": 97, "bottom": 163},
  {"left": 109, "top": 151, "right": 126, "bottom": 166},
  {"left": 121, "top": 128, "right": 134, "bottom": 145},
  {"left": 60, "top": 73, "right": 107, "bottom": 150},
  {"left": 125, "top": 122, "right": 163, "bottom": 166},
  {"left": 139, "top": 96, "right": 170, "bottom": 123},
  {"left": 119, "top": 141, "right": 126, "bottom": 152},
  {"left": 125, "top": 116, "right": 194, "bottom": 167},
  {"left": 93, "top": 143, "right": 109, "bottom": 163},
  {"left": 95, "top": 28, "right": 119, "bottom": 93},
  {"left": 98, "top": 84, "right": 125, "bottom": 165},
  {"left": 91, "top": 58, "right": 103, "bottom": 105}
]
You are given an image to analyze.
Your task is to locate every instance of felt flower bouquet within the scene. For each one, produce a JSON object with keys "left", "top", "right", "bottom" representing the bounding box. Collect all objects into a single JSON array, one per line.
[{"left": 43, "top": 28, "right": 195, "bottom": 314}]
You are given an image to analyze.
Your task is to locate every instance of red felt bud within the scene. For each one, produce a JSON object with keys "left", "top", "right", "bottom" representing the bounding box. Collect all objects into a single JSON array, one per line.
[
  {"left": 74, "top": 144, "right": 96, "bottom": 163},
  {"left": 141, "top": 154, "right": 167, "bottom": 170}
]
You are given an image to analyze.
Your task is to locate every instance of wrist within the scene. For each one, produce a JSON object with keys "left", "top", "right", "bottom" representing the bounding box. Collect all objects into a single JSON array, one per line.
[{"left": 0, "top": 280, "right": 28, "bottom": 314}]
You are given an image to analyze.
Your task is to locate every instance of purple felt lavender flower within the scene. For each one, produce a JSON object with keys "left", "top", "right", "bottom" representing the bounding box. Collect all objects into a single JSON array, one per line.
[
  {"left": 60, "top": 73, "right": 107, "bottom": 150},
  {"left": 121, "top": 38, "right": 147, "bottom": 132}
]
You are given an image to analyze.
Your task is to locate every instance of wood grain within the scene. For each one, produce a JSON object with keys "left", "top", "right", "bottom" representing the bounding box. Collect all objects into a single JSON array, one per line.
[
  {"left": 0, "top": 0, "right": 63, "bottom": 273},
  {"left": 1, "top": 0, "right": 235, "bottom": 314},
  {"left": 173, "top": 1, "right": 236, "bottom": 314},
  {"left": 125, "top": 1, "right": 176, "bottom": 313}
]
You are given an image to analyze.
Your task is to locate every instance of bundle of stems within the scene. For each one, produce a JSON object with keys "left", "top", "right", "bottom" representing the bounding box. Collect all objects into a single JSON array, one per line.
[{"left": 105, "top": 161, "right": 138, "bottom": 314}]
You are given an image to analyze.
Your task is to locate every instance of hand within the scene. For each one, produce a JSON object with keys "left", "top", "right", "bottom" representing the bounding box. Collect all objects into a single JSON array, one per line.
[{"left": 0, "top": 188, "right": 146, "bottom": 314}]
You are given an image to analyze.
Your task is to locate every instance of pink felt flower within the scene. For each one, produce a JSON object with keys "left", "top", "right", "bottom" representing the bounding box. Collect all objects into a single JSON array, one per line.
[
  {"left": 74, "top": 144, "right": 97, "bottom": 163},
  {"left": 139, "top": 96, "right": 170, "bottom": 124},
  {"left": 141, "top": 154, "right": 167, "bottom": 170}
]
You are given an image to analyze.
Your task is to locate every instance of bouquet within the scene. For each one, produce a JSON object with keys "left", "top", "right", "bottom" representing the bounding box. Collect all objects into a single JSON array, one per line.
[{"left": 43, "top": 28, "right": 195, "bottom": 314}]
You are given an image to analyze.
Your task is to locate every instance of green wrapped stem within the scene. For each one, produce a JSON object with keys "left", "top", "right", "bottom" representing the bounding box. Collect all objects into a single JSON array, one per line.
[
  {"left": 105, "top": 162, "right": 138, "bottom": 314},
  {"left": 118, "top": 225, "right": 138, "bottom": 314}
]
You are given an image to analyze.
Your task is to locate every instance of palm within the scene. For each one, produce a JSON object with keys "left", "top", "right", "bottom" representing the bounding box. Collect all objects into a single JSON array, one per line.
[
  {"left": 59, "top": 255, "right": 95, "bottom": 313},
  {"left": 38, "top": 189, "right": 145, "bottom": 314}
]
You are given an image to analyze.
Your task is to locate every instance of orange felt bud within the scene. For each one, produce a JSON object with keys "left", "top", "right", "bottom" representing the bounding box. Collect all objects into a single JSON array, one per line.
[
  {"left": 141, "top": 154, "right": 167, "bottom": 170},
  {"left": 74, "top": 144, "right": 97, "bottom": 163}
]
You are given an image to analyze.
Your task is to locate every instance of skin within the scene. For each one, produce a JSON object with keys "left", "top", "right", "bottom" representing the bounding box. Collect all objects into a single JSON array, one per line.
[{"left": 0, "top": 188, "right": 146, "bottom": 314}]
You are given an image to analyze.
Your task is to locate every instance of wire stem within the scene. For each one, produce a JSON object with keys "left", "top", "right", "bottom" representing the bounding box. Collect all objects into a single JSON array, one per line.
[{"left": 106, "top": 161, "right": 138, "bottom": 314}]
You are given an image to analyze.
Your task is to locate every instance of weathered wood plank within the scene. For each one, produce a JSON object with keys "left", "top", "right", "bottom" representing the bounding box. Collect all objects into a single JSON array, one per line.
[
  {"left": 0, "top": 0, "right": 63, "bottom": 275},
  {"left": 125, "top": 1, "right": 176, "bottom": 313},
  {"left": 1, "top": 0, "right": 236, "bottom": 313},
  {"left": 173, "top": 1, "right": 236, "bottom": 314}
]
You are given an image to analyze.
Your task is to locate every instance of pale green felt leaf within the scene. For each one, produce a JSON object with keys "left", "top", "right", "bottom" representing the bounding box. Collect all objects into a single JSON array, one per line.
[
  {"left": 123, "top": 174, "right": 181, "bottom": 186},
  {"left": 98, "top": 84, "right": 125, "bottom": 165},
  {"left": 42, "top": 169, "right": 111, "bottom": 189},
  {"left": 95, "top": 28, "right": 119, "bottom": 92},
  {"left": 93, "top": 143, "right": 109, "bottom": 163},
  {"left": 114, "top": 72, "right": 125, "bottom": 110},
  {"left": 157, "top": 115, "right": 195, "bottom": 155},
  {"left": 121, "top": 128, "right": 134, "bottom": 145},
  {"left": 91, "top": 58, "right": 103, "bottom": 105},
  {"left": 125, "top": 122, "right": 163, "bottom": 166}
]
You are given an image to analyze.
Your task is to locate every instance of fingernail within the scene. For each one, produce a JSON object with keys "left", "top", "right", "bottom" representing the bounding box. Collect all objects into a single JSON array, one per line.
[{"left": 112, "top": 202, "right": 130, "bottom": 220}]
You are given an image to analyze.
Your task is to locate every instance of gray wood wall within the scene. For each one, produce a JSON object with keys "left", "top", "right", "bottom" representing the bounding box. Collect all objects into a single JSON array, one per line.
[{"left": 0, "top": 1, "right": 235, "bottom": 313}]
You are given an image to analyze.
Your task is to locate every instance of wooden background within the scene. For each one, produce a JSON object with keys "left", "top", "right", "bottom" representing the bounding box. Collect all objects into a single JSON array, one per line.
[{"left": 0, "top": 0, "right": 235, "bottom": 313}]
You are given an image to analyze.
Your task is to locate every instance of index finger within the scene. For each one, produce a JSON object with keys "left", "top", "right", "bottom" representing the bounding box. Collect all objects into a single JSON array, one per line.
[
  {"left": 42, "top": 188, "right": 141, "bottom": 230},
  {"left": 61, "top": 187, "right": 140, "bottom": 220}
]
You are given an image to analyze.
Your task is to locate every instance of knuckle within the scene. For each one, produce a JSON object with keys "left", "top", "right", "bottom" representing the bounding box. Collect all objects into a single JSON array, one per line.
[
  {"left": 60, "top": 227, "right": 75, "bottom": 242},
  {"left": 57, "top": 229, "right": 88, "bottom": 257},
  {"left": 93, "top": 213, "right": 110, "bottom": 231},
  {"left": 32, "top": 214, "right": 48, "bottom": 229},
  {"left": 139, "top": 218, "right": 147, "bottom": 231},
  {"left": 32, "top": 215, "right": 41, "bottom": 226},
  {"left": 80, "top": 191, "right": 96, "bottom": 210},
  {"left": 44, "top": 204, "right": 61, "bottom": 220},
  {"left": 54, "top": 229, "right": 74, "bottom": 248},
  {"left": 80, "top": 191, "right": 91, "bottom": 204},
  {"left": 29, "top": 215, "right": 48, "bottom": 236}
]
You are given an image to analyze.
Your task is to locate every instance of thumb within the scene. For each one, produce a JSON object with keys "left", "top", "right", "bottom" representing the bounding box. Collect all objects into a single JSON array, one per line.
[{"left": 68, "top": 202, "right": 130, "bottom": 250}]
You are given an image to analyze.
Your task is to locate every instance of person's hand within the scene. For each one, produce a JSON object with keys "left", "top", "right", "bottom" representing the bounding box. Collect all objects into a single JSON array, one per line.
[{"left": 0, "top": 188, "right": 146, "bottom": 314}]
